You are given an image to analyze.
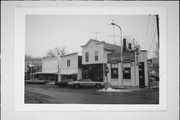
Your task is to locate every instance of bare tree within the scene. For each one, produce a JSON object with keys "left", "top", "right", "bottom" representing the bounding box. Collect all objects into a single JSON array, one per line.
[
  {"left": 154, "top": 43, "right": 159, "bottom": 58},
  {"left": 25, "top": 54, "right": 33, "bottom": 61},
  {"left": 152, "top": 43, "right": 159, "bottom": 76},
  {"left": 45, "top": 46, "right": 66, "bottom": 58}
]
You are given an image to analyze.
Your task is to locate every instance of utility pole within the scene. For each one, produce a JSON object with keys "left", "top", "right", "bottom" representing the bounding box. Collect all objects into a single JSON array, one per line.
[
  {"left": 111, "top": 22, "right": 124, "bottom": 88},
  {"left": 53, "top": 52, "right": 61, "bottom": 82},
  {"left": 156, "top": 15, "right": 159, "bottom": 48}
]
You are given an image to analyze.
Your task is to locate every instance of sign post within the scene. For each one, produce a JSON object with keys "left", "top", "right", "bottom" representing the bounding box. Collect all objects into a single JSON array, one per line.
[{"left": 104, "top": 64, "right": 110, "bottom": 90}]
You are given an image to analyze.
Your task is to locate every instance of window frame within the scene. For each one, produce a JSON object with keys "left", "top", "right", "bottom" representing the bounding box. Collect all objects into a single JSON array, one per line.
[
  {"left": 95, "top": 50, "right": 98, "bottom": 61},
  {"left": 123, "top": 65, "right": 131, "bottom": 79},
  {"left": 85, "top": 52, "right": 89, "bottom": 62},
  {"left": 67, "top": 59, "right": 70, "bottom": 67},
  {"left": 111, "top": 63, "right": 118, "bottom": 79}
]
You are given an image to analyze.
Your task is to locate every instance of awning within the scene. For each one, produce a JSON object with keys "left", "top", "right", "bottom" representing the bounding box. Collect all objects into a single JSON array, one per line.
[
  {"left": 33, "top": 72, "right": 61, "bottom": 75},
  {"left": 61, "top": 73, "right": 77, "bottom": 75},
  {"left": 60, "top": 70, "right": 78, "bottom": 75}
]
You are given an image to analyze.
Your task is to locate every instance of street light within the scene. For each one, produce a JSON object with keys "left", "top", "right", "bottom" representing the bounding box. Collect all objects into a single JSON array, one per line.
[
  {"left": 111, "top": 22, "right": 124, "bottom": 88},
  {"left": 29, "top": 63, "right": 34, "bottom": 80}
]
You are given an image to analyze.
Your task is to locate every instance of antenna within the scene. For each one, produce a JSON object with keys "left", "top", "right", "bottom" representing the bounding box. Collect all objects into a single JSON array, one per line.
[
  {"left": 107, "top": 35, "right": 120, "bottom": 45},
  {"left": 92, "top": 32, "right": 101, "bottom": 40}
]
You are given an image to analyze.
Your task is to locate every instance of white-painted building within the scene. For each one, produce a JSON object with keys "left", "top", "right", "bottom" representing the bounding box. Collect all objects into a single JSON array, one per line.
[
  {"left": 42, "top": 57, "right": 60, "bottom": 73},
  {"left": 81, "top": 39, "right": 121, "bottom": 82},
  {"left": 35, "top": 53, "right": 82, "bottom": 82},
  {"left": 60, "top": 52, "right": 82, "bottom": 81},
  {"left": 107, "top": 50, "right": 148, "bottom": 88},
  {"left": 81, "top": 38, "right": 148, "bottom": 88},
  {"left": 34, "top": 57, "right": 60, "bottom": 81}
]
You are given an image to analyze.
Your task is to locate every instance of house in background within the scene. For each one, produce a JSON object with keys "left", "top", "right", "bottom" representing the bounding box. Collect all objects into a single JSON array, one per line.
[
  {"left": 60, "top": 52, "right": 82, "bottom": 81},
  {"left": 81, "top": 39, "right": 121, "bottom": 82}
]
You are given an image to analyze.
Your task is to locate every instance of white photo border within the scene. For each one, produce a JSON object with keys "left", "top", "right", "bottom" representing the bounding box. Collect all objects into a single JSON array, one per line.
[{"left": 15, "top": 7, "right": 167, "bottom": 111}]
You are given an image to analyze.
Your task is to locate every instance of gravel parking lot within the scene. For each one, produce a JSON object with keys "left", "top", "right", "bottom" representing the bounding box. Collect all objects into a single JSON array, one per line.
[{"left": 25, "top": 84, "right": 159, "bottom": 104}]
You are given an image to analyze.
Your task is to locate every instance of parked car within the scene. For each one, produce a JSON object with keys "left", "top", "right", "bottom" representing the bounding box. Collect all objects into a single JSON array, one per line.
[
  {"left": 55, "top": 79, "right": 74, "bottom": 87},
  {"left": 25, "top": 79, "right": 48, "bottom": 85},
  {"left": 68, "top": 79, "right": 104, "bottom": 88}
]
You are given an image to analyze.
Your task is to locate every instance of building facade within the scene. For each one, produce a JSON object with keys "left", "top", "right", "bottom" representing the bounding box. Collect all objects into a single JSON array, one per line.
[
  {"left": 33, "top": 57, "right": 60, "bottom": 81},
  {"left": 34, "top": 53, "right": 82, "bottom": 82},
  {"left": 60, "top": 52, "right": 82, "bottom": 81},
  {"left": 107, "top": 50, "right": 148, "bottom": 88},
  {"left": 81, "top": 38, "right": 148, "bottom": 88},
  {"left": 81, "top": 39, "right": 121, "bottom": 82}
]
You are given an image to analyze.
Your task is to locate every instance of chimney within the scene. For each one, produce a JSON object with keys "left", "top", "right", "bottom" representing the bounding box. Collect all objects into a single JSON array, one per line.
[
  {"left": 123, "top": 38, "right": 126, "bottom": 51},
  {"left": 128, "top": 43, "right": 132, "bottom": 50}
]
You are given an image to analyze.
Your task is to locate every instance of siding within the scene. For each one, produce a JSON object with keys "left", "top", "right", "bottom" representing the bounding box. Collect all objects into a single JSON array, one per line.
[{"left": 42, "top": 57, "right": 59, "bottom": 73}]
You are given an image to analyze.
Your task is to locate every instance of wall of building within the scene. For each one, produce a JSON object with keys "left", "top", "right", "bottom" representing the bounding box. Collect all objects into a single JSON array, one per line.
[
  {"left": 42, "top": 57, "right": 59, "bottom": 73},
  {"left": 82, "top": 41, "right": 107, "bottom": 65},
  {"left": 61, "top": 53, "right": 78, "bottom": 74},
  {"left": 107, "top": 51, "right": 148, "bottom": 87},
  {"left": 138, "top": 51, "right": 148, "bottom": 86},
  {"left": 61, "top": 53, "right": 82, "bottom": 80}
]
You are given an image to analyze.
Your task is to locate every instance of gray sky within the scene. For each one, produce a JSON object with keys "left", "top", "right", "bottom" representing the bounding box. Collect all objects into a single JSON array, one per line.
[{"left": 25, "top": 15, "right": 158, "bottom": 58}]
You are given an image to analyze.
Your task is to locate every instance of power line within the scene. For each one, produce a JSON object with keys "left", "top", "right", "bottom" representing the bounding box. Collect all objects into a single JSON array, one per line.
[
  {"left": 145, "top": 15, "right": 150, "bottom": 49},
  {"left": 147, "top": 15, "right": 157, "bottom": 57}
]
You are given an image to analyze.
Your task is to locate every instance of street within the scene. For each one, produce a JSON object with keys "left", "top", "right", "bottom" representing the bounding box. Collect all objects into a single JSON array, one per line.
[{"left": 25, "top": 84, "right": 159, "bottom": 104}]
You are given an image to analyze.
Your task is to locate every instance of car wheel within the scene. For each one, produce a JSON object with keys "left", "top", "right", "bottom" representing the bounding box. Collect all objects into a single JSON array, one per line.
[
  {"left": 74, "top": 84, "right": 80, "bottom": 89},
  {"left": 95, "top": 84, "right": 101, "bottom": 89}
]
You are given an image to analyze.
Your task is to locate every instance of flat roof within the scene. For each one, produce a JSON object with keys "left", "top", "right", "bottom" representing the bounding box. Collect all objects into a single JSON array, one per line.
[{"left": 61, "top": 52, "right": 78, "bottom": 57}]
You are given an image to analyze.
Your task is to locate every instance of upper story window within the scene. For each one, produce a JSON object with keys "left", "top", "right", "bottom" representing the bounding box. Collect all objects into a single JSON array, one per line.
[
  {"left": 111, "top": 63, "right": 118, "bottom": 79},
  {"left": 85, "top": 52, "right": 89, "bottom": 62},
  {"left": 95, "top": 51, "right": 98, "bottom": 61},
  {"left": 67, "top": 60, "right": 70, "bottom": 67}
]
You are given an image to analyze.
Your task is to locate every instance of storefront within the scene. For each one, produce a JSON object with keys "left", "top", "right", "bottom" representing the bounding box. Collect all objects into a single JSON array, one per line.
[
  {"left": 107, "top": 51, "right": 148, "bottom": 88},
  {"left": 33, "top": 72, "right": 59, "bottom": 81},
  {"left": 82, "top": 64, "right": 104, "bottom": 82}
]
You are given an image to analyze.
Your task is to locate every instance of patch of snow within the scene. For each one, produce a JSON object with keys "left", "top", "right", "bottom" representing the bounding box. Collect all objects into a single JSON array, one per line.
[{"left": 98, "top": 87, "right": 131, "bottom": 92}]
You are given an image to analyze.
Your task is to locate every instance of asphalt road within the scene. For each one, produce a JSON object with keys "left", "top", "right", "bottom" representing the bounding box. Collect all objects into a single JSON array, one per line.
[{"left": 25, "top": 84, "right": 159, "bottom": 104}]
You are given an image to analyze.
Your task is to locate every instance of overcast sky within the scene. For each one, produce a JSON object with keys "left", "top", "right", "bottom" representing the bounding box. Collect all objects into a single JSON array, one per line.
[{"left": 25, "top": 15, "right": 158, "bottom": 58}]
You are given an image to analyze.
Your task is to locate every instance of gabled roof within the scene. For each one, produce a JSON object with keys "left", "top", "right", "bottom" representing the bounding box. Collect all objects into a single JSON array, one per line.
[
  {"left": 103, "top": 42, "right": 121, "bottom": 52},
  {"left": 81, "top": 38, "right": 121, "bottom": 52},
  {"left": 61, "top": 52, "right": 78, "bottom": 57},
  {"left": 81, "top": 39, "right": 100, "bottom": 48}
]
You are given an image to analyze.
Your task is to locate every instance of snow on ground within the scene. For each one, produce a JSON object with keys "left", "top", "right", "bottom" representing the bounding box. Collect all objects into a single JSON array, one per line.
[{"left": 98, "top": 87, "right": 132, "bottom": 92}]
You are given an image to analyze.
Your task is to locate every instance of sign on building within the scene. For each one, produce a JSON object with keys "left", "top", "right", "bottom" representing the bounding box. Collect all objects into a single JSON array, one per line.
[{"left": 107, "top": 51, "right": 135, "bottom": 63}]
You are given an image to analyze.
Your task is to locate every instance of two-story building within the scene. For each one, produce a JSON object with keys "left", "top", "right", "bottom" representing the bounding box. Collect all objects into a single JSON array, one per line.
[
  {"left": 60, "top": 52, "right": 82, "bottom": 81},
  {"left": 34, "top": 52, "right": 82, "bottom": 82},
  {"left": 81, "top": 38, "right": 148, "bottom": 88},
  {"left": 81, "top": 39, "right": 121, "bottom": 82}
]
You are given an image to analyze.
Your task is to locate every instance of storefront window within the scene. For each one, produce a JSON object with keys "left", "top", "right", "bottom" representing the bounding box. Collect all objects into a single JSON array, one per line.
[
  {"left": 123, "top": 63, "right": 131, "bottom": 79},
  {"left": 111, "top": 63, "right": 118, "bottom": 79}
]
